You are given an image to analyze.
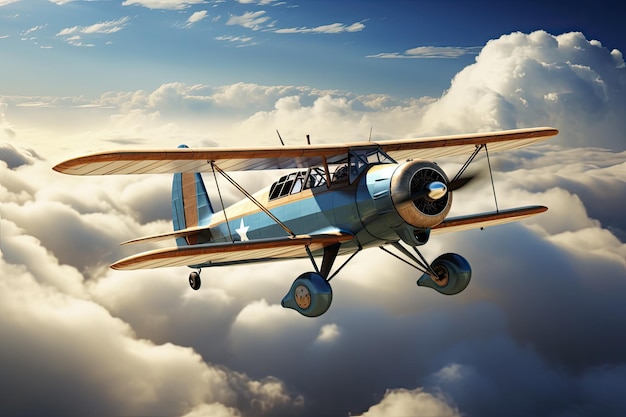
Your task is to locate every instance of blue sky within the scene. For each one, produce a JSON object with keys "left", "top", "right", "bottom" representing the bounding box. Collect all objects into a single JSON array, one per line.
[
  {"left": 2, "top": 0, "right": 624, "bottom": 98},
  {"left": 1, "top": 1, "right": 626, "bottom": 417}
]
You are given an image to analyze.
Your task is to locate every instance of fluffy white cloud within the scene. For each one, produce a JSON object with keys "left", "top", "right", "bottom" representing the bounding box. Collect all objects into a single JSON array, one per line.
[
  {"left": 417, "top": 31, "right": 626, "bottom": 150},
  {"left": 354, "top": 388, "right": 461, "bottom": 417},
  {"left": 1, "top": 30, "right": 626, "bottom": 417}
]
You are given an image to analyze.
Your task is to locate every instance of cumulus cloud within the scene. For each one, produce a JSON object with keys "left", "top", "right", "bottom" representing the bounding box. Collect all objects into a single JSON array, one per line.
[
  {"left": 0, "top": 143, "right": 37, "bottom": 168},
  {"left": 0, "top": 147, "right": 305, "bottom": 417},
  {"left": 354, "top": 388, "right": 461, "bottom": 417},
  {"left": 416, "top": 31, "right": 626, "bottom": 150},
  {"left": 2, "top": 30, "right": 626, "bottom": 417}
]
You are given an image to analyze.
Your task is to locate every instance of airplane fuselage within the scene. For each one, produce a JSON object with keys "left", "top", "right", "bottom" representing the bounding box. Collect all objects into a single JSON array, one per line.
[{"left": 195, "top": 159, "right": 449, "bottom": 268}]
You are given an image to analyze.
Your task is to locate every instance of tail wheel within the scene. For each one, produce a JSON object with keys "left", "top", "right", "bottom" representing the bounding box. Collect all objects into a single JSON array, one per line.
[{"left": 189, "top": 271, "right": 201, "bottom": 290}]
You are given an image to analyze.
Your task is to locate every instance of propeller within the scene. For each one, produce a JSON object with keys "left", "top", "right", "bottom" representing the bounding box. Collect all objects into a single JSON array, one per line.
[{"left": 409, "top": 173, "right": 479, "bottom": 203}]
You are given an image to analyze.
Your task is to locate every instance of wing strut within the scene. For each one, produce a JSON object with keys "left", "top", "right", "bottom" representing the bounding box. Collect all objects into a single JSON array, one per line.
[
  {"left": 211, "top": 162, "right": 234, "bottom": 242},
  {"left": 484, "top": 144, "right": 499, "bottom": 213},
  {"left": 451, "top": 144, "right": 483, "bottom": 183},
  {"left": 211, "top": 162, "right": 296, "bottom": 238},
  {"left": 451, "top": 143, "right": 500, "bottom": 213}
]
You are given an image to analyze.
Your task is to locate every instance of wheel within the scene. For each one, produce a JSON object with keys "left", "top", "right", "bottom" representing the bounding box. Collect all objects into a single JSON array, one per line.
[
  {"left": 417, "top": 253, "right": 471, "bottom": 295},
  {"left": 281, "top": 272, "right": 333, "bottom": 317},
  {"left": 189, "top": 271, "right": 201, "bottom": 290}
]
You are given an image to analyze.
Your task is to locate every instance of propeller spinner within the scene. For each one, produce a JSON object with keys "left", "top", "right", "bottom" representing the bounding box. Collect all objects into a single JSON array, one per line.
[{"left": 411, "top": 174, "right": 476, "bottom": 203}]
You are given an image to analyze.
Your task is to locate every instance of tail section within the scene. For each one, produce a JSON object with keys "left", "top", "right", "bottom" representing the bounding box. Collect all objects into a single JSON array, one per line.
[{"left": 172, "top": 147, "right": 214, "bottom": 246}]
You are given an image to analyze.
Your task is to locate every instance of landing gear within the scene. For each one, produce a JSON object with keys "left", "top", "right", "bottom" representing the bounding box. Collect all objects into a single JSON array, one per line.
[
  {"left": 281, "top": 272, "right": 333, "bottom": 317},
  {"left": 282, "top": 244, "right": 362, "bottom": 317},
  {"left": 380, "top": 243, "right": 472, "bottom": 296},
  {"left": 417, "top": 253, "right": 471, "bottom": 295},
  {"left": 189, "top": 270, "right": 201, "bottom": 290}
]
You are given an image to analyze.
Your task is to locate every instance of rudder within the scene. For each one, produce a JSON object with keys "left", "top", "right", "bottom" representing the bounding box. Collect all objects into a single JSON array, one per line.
[{"left": 172, "top": 146, "right": 214, "bottom": 246}]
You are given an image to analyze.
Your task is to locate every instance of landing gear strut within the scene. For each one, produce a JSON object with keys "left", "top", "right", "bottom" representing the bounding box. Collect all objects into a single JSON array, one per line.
[
  {"left": 380, "top": 242, "right": 472, "bottom": 296},
  {"left": 281, "top": 243, "right": 361, "bottom": 317},
  {"left": 189, "top": 269, "right": 201, "bottom": 290}
]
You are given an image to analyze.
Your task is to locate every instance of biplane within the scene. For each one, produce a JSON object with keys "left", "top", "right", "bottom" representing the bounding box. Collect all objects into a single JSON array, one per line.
[{"left": 54, "top": 127, "right": 558, "bottom": 317}]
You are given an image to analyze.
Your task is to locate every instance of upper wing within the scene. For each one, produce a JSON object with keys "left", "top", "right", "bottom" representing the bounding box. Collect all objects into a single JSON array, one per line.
[
  {"left": 53, "top": 127, "right": 558, "bottom": 175},
  {"left": 111, "top": 233, "right": 353, "bottom": 270},
  {"left": 431, "top": 205, "right": 547, "bottom": 235}
]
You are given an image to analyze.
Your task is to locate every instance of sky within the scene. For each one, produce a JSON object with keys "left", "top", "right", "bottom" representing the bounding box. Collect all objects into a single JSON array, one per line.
[{"left": 1, "top": 1, "right": 626, "bottom": 416}]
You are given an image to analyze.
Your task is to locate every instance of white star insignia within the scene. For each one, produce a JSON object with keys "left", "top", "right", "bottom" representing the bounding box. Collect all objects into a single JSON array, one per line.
[{"left": 236, "top": 218, "right": 249, "bottom": 241}]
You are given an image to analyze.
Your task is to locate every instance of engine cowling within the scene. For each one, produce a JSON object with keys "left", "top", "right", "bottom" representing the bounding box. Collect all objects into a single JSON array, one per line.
[
  {"left": 390, "top": 160, "right": 452, "bottom": 228},
  {"left": 356, "top": 160, "right": 453, "bottom": 246}
]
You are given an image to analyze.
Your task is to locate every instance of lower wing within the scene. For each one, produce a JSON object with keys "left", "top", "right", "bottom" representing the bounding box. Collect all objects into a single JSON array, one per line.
[
  {"left": 431, "top": 205, "right": 547, "bottom": 235},
  {"left": 111, "top": 233, "right": 353, "bottom": 270}
]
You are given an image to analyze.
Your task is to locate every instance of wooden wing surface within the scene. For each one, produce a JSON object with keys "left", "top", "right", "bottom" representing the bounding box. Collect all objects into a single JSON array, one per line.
[
  {"left": 54, "top": 127, "right": 558, "bottom": 175},
  {"left": 431, "top": 206, "right": 547, "bottom": 235},
  {"left": 111, "top": 233, "right": 353, "bottom": 270}
]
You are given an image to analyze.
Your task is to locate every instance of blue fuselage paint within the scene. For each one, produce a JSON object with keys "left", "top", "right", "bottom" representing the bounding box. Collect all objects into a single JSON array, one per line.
[{"left": 191, "top": 163, "right": 416, "bottom": 268}]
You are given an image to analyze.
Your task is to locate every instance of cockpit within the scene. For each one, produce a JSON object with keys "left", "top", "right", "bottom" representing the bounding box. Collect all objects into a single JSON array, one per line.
[{"left": 267, "top": 147, "right": 395, "bottom": 201}]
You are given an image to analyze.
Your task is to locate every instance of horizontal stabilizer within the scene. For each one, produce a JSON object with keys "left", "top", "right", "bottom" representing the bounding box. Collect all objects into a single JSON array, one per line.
[
  {"left": 431, "top": 205, "right": 547, "bottom": 235},
  {"left": 121, "top": 226, "right": 210, "bottom": 245},
  {"left": 111, "top": 233, "right": 353, "bottom": 270}
]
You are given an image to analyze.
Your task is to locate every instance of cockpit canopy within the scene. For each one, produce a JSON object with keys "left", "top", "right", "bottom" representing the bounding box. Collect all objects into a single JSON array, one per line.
[{"left": 268, "top": 147, "right": 395, "bottom": 201}]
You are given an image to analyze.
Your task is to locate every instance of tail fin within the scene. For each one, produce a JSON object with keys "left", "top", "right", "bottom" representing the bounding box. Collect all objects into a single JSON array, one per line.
[{"left": 172, "top": 147, "right": 214, "bottom": 245}]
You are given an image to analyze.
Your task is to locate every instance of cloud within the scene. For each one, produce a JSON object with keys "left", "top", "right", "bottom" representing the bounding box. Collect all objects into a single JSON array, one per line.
[
  {"left": 416, "top": 31, "right": 626, "bottom": 151},
  {"left": 215, "top": 35, "right": 255, "bottom": 45},
  {"left": 315, "top": 323, "right": 341, "bottom": 343},
  {"left": 122, "top": 0, "right": 206, "bottom": 10},
  {"left": 56, "top": 16, "right": 131, "bottom": 46},
  {"left": 2, "top": 30, "right": 626, "bottom": 417},
  {"left": 21, "top": 24, "right": 47, "bottom": 36},
  {"left": 353, "top": 388, "right": 461, "bottom": 417},
  {"left": 238, "top": 0, "right": 279, "bottom": 5},
  {"left": 0, "top": 143, "right": 38, "bottom": 168},
  {"left": 57, "top": 16, "right": 131, "bottom": 36},
  {"left": 274, "top": 21, "right": 365, "bottom": 34},
  {"left": 368, "top": 45, "right": 481, "bottom": 59},
  {"left": 0, "top": 148, "right": 305, "bottom": 417},
  {"left": 226, "top": 10, "right": 271, "bottom": 31},
  {"left": 186, "top": 10, "right": 209, "bottom": 26}
]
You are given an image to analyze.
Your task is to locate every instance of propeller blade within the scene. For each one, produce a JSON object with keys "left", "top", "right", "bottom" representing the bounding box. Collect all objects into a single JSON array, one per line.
[{"left": 448, "top": 175, "right": 475, "bottom": 192}]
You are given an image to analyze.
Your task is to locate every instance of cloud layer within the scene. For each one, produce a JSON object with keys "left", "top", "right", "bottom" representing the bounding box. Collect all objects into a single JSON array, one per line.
[{"left": 1, "top": 31, "right": 625, "bottom": 416}]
